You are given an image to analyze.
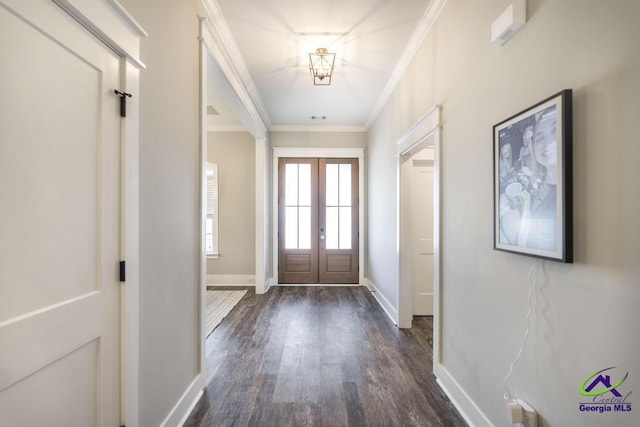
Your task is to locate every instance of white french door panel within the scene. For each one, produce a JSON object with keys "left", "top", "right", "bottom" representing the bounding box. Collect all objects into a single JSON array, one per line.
[{"left": 0, "top": 1, "right": 121, "bottom": 425}]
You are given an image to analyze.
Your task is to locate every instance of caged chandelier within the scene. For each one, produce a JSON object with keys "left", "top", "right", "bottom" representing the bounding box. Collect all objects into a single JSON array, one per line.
[{"left": 309, "top": 48, "right": 335, "bottom": 86}]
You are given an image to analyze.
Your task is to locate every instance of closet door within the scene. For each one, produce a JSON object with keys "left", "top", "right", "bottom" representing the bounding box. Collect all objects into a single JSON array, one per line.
[{"left": 0, "top": 1, "right": 122, "bottom": 425}]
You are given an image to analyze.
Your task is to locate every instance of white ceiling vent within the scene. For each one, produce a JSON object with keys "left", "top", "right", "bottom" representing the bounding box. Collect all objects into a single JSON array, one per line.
[{"left": 491, "top": 0, "right": 526, "bottom": 46}]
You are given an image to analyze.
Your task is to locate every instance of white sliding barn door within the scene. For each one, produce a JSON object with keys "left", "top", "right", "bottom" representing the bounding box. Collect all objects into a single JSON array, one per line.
[{"left": 0, "top": 1, "right": 122, "bottom": 425}]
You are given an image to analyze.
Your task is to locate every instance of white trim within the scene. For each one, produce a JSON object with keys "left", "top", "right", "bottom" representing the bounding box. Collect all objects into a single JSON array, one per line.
[
  {"left": 365, "top": 279, "right": 398, "bottom": 325},
  {"left": 255, "top": 136, "right": 268, "bottom": 295},
  {"left": 270, "top": 125, "right": 368, "bottom": 133},
  {"left": 199, "top": 20, "right": 267, "bottom": 137},
  {"left": 121, "top": 60, "right": 142, "bottom": 427},
  {"left": 207, "top": 274, "right": 256, "bottom": 285},
  {"left": 264, "top": 277, "right": 276, "bottom": 293},
  {"left": 434, "top": 364, "right": 495, "bottom": 427},
  {"left": 198, "top": 20, "right": 209, "bottom": 383},
  {"left": 396, "top": 105, "right": 442, "bottom": 155},
  {"left": 159, "top": 375, "right": 206, "bottom": 427},
  {"left": 52, "top": 0, "right": 146, "bottom": 69},
  {"left": 432, "top": 124, "right": 443, "bottom": 365},
  {"left": 365, "top": 0, "right": 448, "bottom": 129},
  {"left": 200, "top": 0, "right": 271, "bottom": 131},
  {"left": 271, "top": 147, "right": 365, "bottom": 286},
  {"left": 104, "top": 0, "right": 148, "bottom": 37},
  {"left": 272, "top": 147, "right": 364, "bottom": 159}
]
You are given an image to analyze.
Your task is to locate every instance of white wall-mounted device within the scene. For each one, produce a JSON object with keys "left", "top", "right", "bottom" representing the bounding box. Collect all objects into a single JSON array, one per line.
[{"left": 491, "top": 0, "right": 527, "bottom": 46}]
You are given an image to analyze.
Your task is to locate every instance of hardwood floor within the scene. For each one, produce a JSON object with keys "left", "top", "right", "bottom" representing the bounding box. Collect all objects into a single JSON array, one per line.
[{"left": 185, "top": 286, "right": 466, "bottom": 427}]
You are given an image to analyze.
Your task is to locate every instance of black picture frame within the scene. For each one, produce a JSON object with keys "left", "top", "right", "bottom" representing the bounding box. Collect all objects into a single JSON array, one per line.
[{"left": 493, "top": 89, "right": 573, "bottom": 263}]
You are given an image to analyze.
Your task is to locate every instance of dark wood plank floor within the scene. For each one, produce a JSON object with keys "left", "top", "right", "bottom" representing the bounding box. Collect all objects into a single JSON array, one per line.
[{"left": 185, "top": 286, "right": 466, "bottom": 427}]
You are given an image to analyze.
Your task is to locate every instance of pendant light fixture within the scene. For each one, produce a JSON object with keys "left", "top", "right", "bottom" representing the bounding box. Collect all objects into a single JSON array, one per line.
[{"left": 309, "top": 47, "right": 335, "bottom": 86}]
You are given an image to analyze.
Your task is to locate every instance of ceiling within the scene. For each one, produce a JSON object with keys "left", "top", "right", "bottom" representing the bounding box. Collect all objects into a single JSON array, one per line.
[{"left": 205, "top": 0, "right": 434, "bottom": 131}]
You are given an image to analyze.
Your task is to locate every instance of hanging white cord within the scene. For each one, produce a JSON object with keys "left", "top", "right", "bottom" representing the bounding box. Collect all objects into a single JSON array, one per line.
[{"left": 503, "top": 257, "right": 537, "bottom": 401}]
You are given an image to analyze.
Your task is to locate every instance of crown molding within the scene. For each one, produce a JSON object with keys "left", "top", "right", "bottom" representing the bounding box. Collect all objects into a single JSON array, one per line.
[
  {"left": 269, "top": 125, "right": 367, "bottom": 133},
  {"left": 365, "top": 0, "right": 448, "bottom": 130},
  {"left": 200, "top": 0, "right": 272, "bottom": 131}
]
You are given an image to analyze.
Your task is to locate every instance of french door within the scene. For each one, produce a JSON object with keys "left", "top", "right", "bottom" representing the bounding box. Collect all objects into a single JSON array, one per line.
[{"left": 278, "top": 158, "right": 359, "bottom": 284}]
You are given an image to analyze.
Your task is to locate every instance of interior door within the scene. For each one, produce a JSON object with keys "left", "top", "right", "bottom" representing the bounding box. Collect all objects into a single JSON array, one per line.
[
  {"left": 0, "top": 1, "right": 122, "bottom": 425},
  {"left": 411, "top": 159, "right": 434, "bottom": 316},
  {"left": 278, "top": 158, "right": 359, "bottom": 284}
]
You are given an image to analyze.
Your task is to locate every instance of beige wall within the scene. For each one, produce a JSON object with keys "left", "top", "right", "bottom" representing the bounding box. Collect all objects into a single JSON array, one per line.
[
  {"left": 117, "top": 0, "right": 202, "bottom": 425},
  {"left": 207, "top": 131, "right": 256, "bottom": 277},
  {"left": 368, "top": 1, "right": 640, "bottom": 426},
  {"left": 270, "top": 131, "right": 367, "bottom": 148}
]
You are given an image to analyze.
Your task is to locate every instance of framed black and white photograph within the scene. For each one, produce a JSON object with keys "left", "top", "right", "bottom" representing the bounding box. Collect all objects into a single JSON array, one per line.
[{"left": 493, "top": 90, "right": 573, "bottom": 263}]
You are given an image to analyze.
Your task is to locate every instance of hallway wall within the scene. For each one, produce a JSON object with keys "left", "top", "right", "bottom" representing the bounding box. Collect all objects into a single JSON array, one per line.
[
  {"left": 117, "top": 0, "right": 203, "bottom": 425},
  {"left": 270, "top": 131, "right": 367, "bottom": 148},
  {"left": 207, "top": 131, "right": 256, "bottom": 279},
  {"left": 367, "top": 0, "right": 640, "bottom": 426}
]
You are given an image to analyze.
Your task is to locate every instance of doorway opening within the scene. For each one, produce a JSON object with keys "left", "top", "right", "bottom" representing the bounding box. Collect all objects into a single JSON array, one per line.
[
  {"left": 402, "top": 149, "right": 435, "bottom": 316},
  {"left": 198, "top": 17, "right": 270, "bottom": 390},
  {"left": 396, "top": 106, "right": 442, "bottom": 366}
]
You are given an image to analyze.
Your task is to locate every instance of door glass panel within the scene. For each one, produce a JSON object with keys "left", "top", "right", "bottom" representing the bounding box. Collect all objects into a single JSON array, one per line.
[
  {"left": 339, "top": 164, "right": 351, "bottom": 206},
  {"left": 299, "top": 206, "right": 311, "bottom": 249},
  {"left": 325, "top": 164, "right": 339, "bottom": 206},
  {"left": 284, "top": 163, "right": 312, "bottom": 249},
  {"left": 285, "top": 206, "right": 298, "bottom": 249},
  {"left": 298, "top": 164, "right": 311, "bottom": 206},
  {"left": 325, "top": 206, "right": 339, "bottom": 249},
  {"left": 285, "top": 164, "right": 298, "bottom": 205},
  {"left": 339, "top": 207, "right": 352, "bottom": 249},
  {"left": 325, "top": 162, "right": 352, "bottom": 250}
]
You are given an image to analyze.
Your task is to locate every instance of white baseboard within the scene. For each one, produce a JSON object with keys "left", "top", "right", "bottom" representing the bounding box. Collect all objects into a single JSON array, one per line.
[
  {"left": 434, "top": 363, "right": 494, "bottom": 427},
  {"left": 206, "top": 274, "right": 255, "bottom": 285},
  {"left": 264, "top": 277, "right": 275, "bottom": 293},
  {"left": 160, "top": 374, "right": 205, "bottom": 427},
  {"left": 365, "top": 278, "right": 398, "bottom": 325}
]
